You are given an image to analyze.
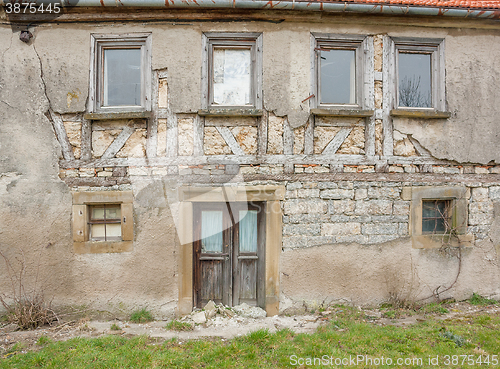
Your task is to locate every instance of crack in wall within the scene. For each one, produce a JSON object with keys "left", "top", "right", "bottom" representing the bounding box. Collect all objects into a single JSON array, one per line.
[
  {"left": 0, "top": 33, "right": 14, "bottom": 62},
  {"left": 32, "top": 43, "right": 52, "bottom": 111}
]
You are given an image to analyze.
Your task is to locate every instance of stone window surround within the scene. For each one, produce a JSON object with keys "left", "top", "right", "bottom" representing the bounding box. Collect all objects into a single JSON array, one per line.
[
  {"left": 88, "top": 33, "right": 152, "bottom": 114},
  {"left": 388, "top": 36, "right": 446, "bottom": 113},
  {"left": 176, "top": 185, "right": 284, "bottom": 317},
  {"left": 403, "top": 186, "right": 472, "bottom": 249},
  {"left": 201, "top": 32, "right": 263, "bottom": 113},
  {"left": 72, "top": 191, "right": 134, "bottom": 254},
  {"left": 310, "top": 33, "right": 374, "bottom": 113}
]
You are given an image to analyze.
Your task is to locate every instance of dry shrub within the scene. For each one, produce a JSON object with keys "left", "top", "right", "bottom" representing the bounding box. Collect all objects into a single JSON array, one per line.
[{"left": 0, "top": 248, "right": 58, "bottom": 330}]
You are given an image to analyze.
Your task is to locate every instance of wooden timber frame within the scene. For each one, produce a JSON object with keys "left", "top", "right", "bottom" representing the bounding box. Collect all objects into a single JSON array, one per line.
[{"left": 176, "top": 185, "right": 284, "bottom": 317}]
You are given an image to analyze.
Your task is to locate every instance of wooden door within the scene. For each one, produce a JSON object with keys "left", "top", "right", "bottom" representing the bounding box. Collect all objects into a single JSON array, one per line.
[{"left": 193, "top": 202, "right": 265, "bottom": 309}]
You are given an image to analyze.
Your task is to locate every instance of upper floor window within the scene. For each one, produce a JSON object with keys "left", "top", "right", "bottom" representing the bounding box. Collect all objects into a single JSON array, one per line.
[
  {"left": 312, "top": 34, "right": 370, "bottom": 109},
  {"left": 89, "top": 33, "right": 152, "bottom": 113},
  {"left": 392, "top": 37, "right": 445, "bottom": 110},
  {"left": 202, "top": 33, "right": 263, "bottom": 110}
]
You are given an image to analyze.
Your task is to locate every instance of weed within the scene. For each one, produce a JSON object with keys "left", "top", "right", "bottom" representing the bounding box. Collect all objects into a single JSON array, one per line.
[
  {"left": 165, "top": 320, "right": 193, "bottom": 332},
  {"left": 36, "top": 336, "right": 52, "bottom": 346},
  {"left": 383, "top": 310, "right": 396, "bottom": 319},
  {"left": 420, "top": 302, "right": 449, "bottom": 315},
  {"left": 130, "top": 309, "right": 153, "bottom": 323},
  {"left": 0, "top": 249, "right": 58, "bottom": 330},
  {"left": 469, "top": 293, "right": 497, "bottom": 306},
  {"left": 110, "top": 323, "right": 121, "bottom": 331},
  {"left": 441, "top": 330, "right": 466, "bottom": 347}
]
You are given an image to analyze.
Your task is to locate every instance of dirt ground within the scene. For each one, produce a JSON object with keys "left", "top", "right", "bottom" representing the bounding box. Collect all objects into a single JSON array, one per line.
[{"left": 1, "top": 301, "right": 499, "bottom": 357}]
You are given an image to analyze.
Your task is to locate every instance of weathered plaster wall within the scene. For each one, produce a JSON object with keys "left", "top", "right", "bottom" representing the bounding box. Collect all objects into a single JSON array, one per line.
[{"left": 2, "top": 13, "right": 500, "bottom": 317}]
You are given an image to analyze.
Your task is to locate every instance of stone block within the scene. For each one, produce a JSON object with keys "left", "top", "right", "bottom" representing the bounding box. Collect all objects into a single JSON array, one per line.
[
  {"left": 367, "top": 186, "right": 401, "bottom": 199},
  {"left": 490, "top": 166, "right": 500, "bottom": 174},
  {"left": 285, "top": 190, "right": 297, "bottom": 199},
  {"left": 283, "top": 224, "right": 321, "bottom": 236},
  {"left": 178, "top": 118, "right": 194, "bottom": 156},
  {"left": 284, "top": 199, "right": 327, "bottom": 215},
  {"left": 398, "top": 223, "right": 409, "bottom": 236},
  {"left": 322, "top": 222, "right": 361, "bottom": 236},
  {"left": 79, "top": 168, "right": 95, "bottom": 178},
  {"left": 297, "top": 189, "right": 320, "bottom": 198},
  {"left": 362, "top": 223, "right": 398, "bottom": 235},
  {"left": 355, "top": 200, "right": 392, "bottom": 215},
  {"left": 475, "top": 166, "right": 489, "bottom": 174},
  {"left": 328, "top": 200, "right": 355, "bottom": 215},
  {"left": 354, "top": 188, "right": 368, "bottom": 200},
  {"left": 286, "top": 182, "right": 303, "bottom": 191},
  {"left": 320, "top": 189, "right": 354, "bottom": 200},
  {"left": 317, "top": 182, "right": 338, "bottom": 189},
  {"left": 472, "top": 187, "right": 489, "bottom": 202},
  {"left": 285, "top": 214, "right": 330, "bottom": 224},
  {"left": 388, "top": 165, "right": 404, "bottom": 173},
  {"left": 97, "top": 171, "right": 113, "bottom": 177},
  {"left": 128, "top": 167, "right": 149, "bottom": 176},
  {"left": 393, "top": 201, "right": 410, "bottom": 215},
  {"left": 489, "top": 186, "right": 500, "bottom": 200},
  {"left": 336, "top": 235, "right": 369, "bottom": 244}
]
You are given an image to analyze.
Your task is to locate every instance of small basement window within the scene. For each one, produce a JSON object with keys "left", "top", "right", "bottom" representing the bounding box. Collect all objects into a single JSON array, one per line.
[
  {"left": 89, "top": 204, "right": 122, "bottom": 241},
  {"left": 422, "top": 199, "right": 452, "bottom": 234},
  {"left": 72, "top": 191, "right": 134, "bottom": 254}
]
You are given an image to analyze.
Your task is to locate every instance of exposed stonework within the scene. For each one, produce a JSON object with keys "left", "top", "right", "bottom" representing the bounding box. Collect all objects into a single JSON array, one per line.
[
  {"left": 116, "top": 129, "right": 146, "bottom": 158},
  {"left": 338, "top": 126, "right": 365, "bottom": 155},
  {"left": 157, "top": 119, "right": 167, "bottom": 156},
  {"left": 92, "top": 129, "right": 120, "bottom": 158},
  {"left": 375, "top": 121, "right": 383, "bottom": 156},
  {"left": 267, "top": 114, "right": 284, "bottom": 154},
  {"left": 231, "top": 126, "right": 257, "bottom": 155},
  {"left": 314, "top": 126, "right": 341, "bottom": 154},
  {"left": 393, "top": 130, "right": 417, "bottom": 157},
  {"left": 374, "top": 35, "right": 383, "bottom": 73},
  {"left": 293, "top": 126, "right": 305, "bottom": 154},
  {"left": 204, "top": 127, "right": 232, "bottom": 155},
  {"left": 178, "top": 118, "right": 194, "bottom": 156},
  {"left": 158, "top": 78, "right": 168, "bottom": 108},
  {"left": 63, "top": 121, "right": 81, "bottom": 159}
]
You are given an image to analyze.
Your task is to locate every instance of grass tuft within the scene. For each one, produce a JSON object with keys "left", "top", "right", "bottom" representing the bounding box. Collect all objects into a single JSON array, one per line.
[
  {"left": 165, "top": 320, "right": 193, "bottom": 331},
  {"left": 130, "top": 309, "right": 154, "bottom": 323},
  {"left": 469, "top": 293, "right": 497, "bottom": 306}
]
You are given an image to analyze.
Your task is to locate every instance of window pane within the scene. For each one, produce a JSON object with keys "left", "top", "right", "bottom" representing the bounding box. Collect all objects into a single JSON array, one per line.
[
  {"left": 201, "top": 211, "right": 223, "bottom": 253},
  {"left": 103, "top": 48, "right": 142, "bottom": 107},
  {"left": 422, "top": 200, "right": 449, "bottom": 234},
  {"left": 92, "top": 207, "right": 105, "bottom": 220},
  {"left": 320, "top": 49, "right": 356, "bottom": 104},
  {"left": 398, "top": 52, "right": 431, "bottom": 108},
  {"left": 91, "top": 224, "right": 106, "bottom": 239},
  {"left": 105, "top": 224, "right": 122, "bottom": 239},
  {"left": 239, "top": 210, "right": 257, "bottom": 253},
  {"left": 212, "top": 48, "right": 251, "bottom": 106},
  {"left": 105, "top": 206, "right": 121, "bottom": 220}
]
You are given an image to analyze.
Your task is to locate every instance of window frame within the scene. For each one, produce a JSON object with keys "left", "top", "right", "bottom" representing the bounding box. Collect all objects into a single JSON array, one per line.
[
  {"left": 391, "top": 37, "right": 445, "bottom": 111},
  {"left": 404, "top": 186, "right": 471, "bottom": 249},
  {"left": 311, "top": 33, "right": 371, "bottom": 110},
  {"left": 72, "top": 191, "right": 134, "bottom": 254},
  {"left": 201, "top": 32, "right": 263, "bottom": 110},
  {"left": 89, "top": 33, "right": 152, "bottom": 114}
]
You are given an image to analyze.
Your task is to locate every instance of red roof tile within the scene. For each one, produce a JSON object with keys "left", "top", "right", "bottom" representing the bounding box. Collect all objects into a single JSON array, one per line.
[{"left": 316, "top": 0, "right": 500, "bottom": 9}]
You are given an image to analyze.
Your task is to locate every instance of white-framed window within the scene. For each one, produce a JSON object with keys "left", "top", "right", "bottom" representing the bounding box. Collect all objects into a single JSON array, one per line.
[
  {"left": 89, "top": 33, "right": 152, "bottom": 113},
  {"left": 391, "top": 37, "right": 445, "bottom": 110},
  {"left": 311, "top": 34, "right": 371, "bottom": 109},
  {"left": 202, "top": 33, "right": 263, "bottom": 110}
]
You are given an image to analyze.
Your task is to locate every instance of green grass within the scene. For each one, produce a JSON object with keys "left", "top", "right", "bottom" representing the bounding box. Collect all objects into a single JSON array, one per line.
[
  {"left": 469, "top": 293, "right": 498, "bottom": 306},
  {"left": 110, "top": 323, "right": 121, "bottom": 331},
  {"left": 130, "top": 309, "right": 154, "bottom": 323},
  {"left": 165, "top": 320, "right": 194, "bottom": 331},
  {"left": 2, "top": 306, "right": 500, "bottom": 368},
  {"left": 36, "top": 336, "right": 53, "bottom": 346}
]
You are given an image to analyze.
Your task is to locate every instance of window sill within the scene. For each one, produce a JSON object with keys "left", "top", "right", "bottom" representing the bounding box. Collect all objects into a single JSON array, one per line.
[
  {"left": 310, "top": 108, "right": 374, "bottom": 118},
  {"left": 390, "top": 109, "right": 451, "bottom": 119},
  {"left": 412, "top": 234, "right": 474, "bottom": 249},
  {"left": 198, "top": 109, "right": 263, "bottom": 117},
  {"left": 73, "top": 241, "right": 133, "bottom": 254},
  {"left": 83, "top": 111, "right": 152, "bottom": 120}
]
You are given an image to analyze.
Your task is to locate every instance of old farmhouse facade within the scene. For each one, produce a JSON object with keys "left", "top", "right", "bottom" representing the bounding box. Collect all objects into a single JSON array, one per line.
[{"left": 1, "top": 0, "right": 500, "bottom": 317}]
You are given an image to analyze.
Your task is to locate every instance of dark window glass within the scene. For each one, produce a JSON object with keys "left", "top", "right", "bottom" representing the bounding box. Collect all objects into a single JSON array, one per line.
[
  {"left": 422, "top": 200, "right": 451, "bottom": 234},
  {"left": 103, "top": 48, "right": 142, "bottom": 107},
  {"left": 398, "top": 52, "right": 431, "bottom": 108},
  {"left": 320, "top": 49, "right": 356, "bottom": 104}
]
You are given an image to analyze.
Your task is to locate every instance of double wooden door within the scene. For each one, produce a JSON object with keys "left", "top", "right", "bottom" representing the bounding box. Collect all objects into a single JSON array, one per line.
[{"left": 193, "top": 202, "right": 265, "bottom": 309}]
